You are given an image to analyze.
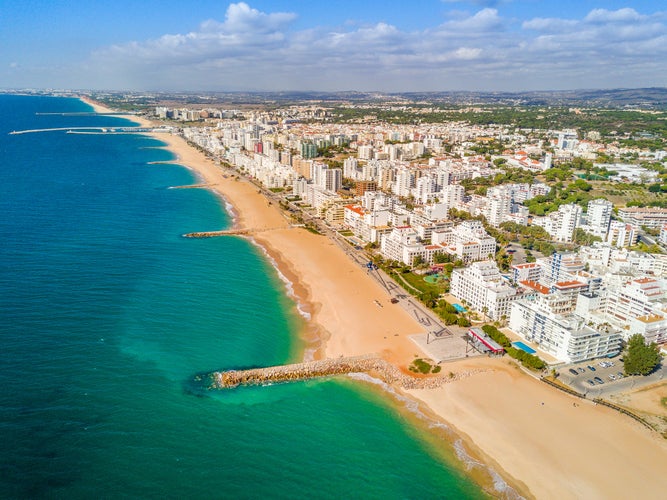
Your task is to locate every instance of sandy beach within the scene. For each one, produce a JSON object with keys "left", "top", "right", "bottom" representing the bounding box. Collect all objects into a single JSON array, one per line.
[{"left": 83, "top": 96, "right": 667, "bottom": 499}]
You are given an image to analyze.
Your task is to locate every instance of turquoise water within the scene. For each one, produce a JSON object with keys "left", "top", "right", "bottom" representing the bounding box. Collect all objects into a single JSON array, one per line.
[
  {"left": 0, "top": 95, "right": 485, "bottom": 498},
  {"left": 512, "top": 342, "right": 537, "bottom": 354}
]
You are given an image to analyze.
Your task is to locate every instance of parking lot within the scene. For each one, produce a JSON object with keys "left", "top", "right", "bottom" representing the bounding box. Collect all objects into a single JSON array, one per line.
[{"left": 557, "top": 354, "right": 667, "bottom": 397}]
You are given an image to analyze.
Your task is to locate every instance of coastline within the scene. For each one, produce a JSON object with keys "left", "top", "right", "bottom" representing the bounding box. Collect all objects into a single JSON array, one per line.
[{"left": 82, "top": 96, "right": 667, "bottom": 499}]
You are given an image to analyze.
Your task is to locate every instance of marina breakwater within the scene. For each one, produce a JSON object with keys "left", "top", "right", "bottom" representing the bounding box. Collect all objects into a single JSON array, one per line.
[{"left": 209, "top": 355, "right": 465, "bottom": 390}]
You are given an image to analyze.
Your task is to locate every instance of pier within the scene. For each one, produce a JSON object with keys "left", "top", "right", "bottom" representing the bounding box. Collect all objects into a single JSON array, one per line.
[
  {"left": 9, "top": 126, "right": 167, "bottom": 135},
  {"left": 209, "top": 355, "right": 451, "bottom": 390}
]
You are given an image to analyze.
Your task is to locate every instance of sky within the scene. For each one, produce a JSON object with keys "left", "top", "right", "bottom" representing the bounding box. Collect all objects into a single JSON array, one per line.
[{"left": 2, "top": 0, "right": 666, "bottom": 92}]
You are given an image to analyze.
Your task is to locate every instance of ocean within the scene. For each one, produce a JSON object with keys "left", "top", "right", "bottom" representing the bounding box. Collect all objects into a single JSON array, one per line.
[{"left": 0, "top": 94, "right": 485, "bottom": 498}]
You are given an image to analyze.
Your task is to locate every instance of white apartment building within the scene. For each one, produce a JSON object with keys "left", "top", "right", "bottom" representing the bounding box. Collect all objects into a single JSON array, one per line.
[
  {"left": 553, "top": 203, "right": 583, "bottom": 242},
  {"left": 602, "top": 277, "right": 667, "bottom": 345},
  {"left": 380, "top": 227, "right": 429, "bottom": 266},
  {"left": 322, "top": 168, "right": 342, "bottom": 193},
  {"left": 660, "top": 225, "right": 667, "bottom": 246},
  {"left": 344, "top": 204, "right": 392, "bottom": 243},
  {"left": 393, "top": 169, "right": 415, "bottom": 197},
  {"left": 618, "top": 207, "right": 667, "bottom": 229},
  {"left": 357, "top": 145, "right": 374, "bottom": 160},
  {"left": 485, "top": 188, "right": 512, "bottom": 227},
  {"left": 431, "top": 220, "right": 496, "bottom": 264},
  {"left": 509, "top": 294, "right": 622, "bottom": 363},
  {"left": 450, "top": 260, "right": 521, "bottom": 320},
  {"left": 511, "top": 262, "right": 543, "bottom": 284},
  {"left": 607, "top": 221, "right": 638, "bottom": 248},
  {"left": 583, "top": 198, "right": 613, "bottom": 238},
  {"left": 543, "top": 252, "right": 586, "bottom": 284}
]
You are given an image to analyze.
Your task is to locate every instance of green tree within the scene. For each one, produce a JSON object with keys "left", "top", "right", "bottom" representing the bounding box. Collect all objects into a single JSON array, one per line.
[{"left": 623, "top": 334, "right": 662, "bottom": 376}]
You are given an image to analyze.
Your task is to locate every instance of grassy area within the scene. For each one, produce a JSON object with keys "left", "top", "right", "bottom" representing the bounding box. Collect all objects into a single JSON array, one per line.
[
  {"left": 409, "top": 358, "right": 442, "bottom": 374},
  {"left": 398, "top": 271, "right": 442, "bottom": 296}
]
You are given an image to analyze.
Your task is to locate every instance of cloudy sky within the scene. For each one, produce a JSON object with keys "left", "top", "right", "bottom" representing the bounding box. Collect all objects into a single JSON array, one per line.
[{"left": 2, "top": 0, "right": 666, "bottom": 92}]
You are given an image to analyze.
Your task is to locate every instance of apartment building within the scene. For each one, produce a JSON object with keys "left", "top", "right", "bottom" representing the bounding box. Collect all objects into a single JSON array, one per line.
[
  {"left": 450, "top": 260, "right": 521, "bottom": 320},
  {"left": 618, "top": 207, "right": 667, "bottom": 229},
  {"left": 509, "top": 295, "right": 622, "bottom": 363},
  {"left": 584, "top": 198, "right": 613, "bottom": 238}
]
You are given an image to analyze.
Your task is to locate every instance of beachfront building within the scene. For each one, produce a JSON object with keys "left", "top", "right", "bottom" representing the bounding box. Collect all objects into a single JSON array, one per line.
[
  {"left": 343, "top": 204, "right": 392, "bottom": 244},
  {"left": 380, "top": 226, "right": 431, "bottom": 266},
  {"left": 450, "top": 260, "right": 522, "bottom": 321},
  {"left": 509, "top": 293, "right": 622, "bottom": 363},
  {"left": 601, "top": 277, "right": 667, "bottom": 345}
]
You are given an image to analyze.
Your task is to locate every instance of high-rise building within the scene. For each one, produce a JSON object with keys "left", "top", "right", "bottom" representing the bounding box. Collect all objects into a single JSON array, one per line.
[
  {"left": 323, "top": 168, "right": 342, "bottom": 193},
  {"left": 301, "top": 142, "right": 318, "bottom": 159},
  {"left": 585, "top": 198, "right": 613, "bottom": 237}
]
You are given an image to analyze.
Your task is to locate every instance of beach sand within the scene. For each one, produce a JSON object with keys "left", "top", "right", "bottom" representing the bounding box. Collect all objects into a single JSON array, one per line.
[
  {"left": 151, "top": 131, "right": 424, "bottom": 367},
  {"left": 408, "top": 358, "right": 667, "bottom": 499},
  {"left": 84, "top": 96, "right": 667, "bottom": 499}
]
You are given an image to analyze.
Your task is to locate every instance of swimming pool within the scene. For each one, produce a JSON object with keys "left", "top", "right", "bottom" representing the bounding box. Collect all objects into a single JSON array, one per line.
[
  {"left": 453, "top": 303, "right": 467, "bottom": 313},
  {"left": 512, "top": 341, "right": 536, "bottom": 354}
]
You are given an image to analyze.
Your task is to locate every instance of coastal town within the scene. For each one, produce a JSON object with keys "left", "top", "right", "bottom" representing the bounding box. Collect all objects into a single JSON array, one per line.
[
  {"left": 5, "top": 1, "right": 667, "bottom": 499},
  {"left": 83, "top": 92, "right": 667, "bottom": 497},
  {"left": 140, "top": 96, "right": 667, "bottom": 366}
]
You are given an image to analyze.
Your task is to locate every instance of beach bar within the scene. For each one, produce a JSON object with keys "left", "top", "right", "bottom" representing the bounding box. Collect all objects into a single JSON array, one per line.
[{"left": 467, "top": 327, "right": 504, "bottom": 355}]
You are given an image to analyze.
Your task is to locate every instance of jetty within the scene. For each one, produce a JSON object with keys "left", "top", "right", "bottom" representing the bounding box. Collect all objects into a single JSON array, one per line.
[
  {"left": 209, "top": 355, "right": 450, "bottom": 390},
  {"left": 9, "top": 126, "right": 166, "bottom": 135},
  {"left": 183, "top": 225, "right": 289, "bottom": 238},
  {"left": 169, "top": 183, "right": 218, "bottom": 189}
]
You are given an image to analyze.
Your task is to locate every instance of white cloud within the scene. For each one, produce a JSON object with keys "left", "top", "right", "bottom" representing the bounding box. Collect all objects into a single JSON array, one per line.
[
  {"left": 584, "top": 8, "right": 645, "bottom": 24},
  {"left": 79, "top": 4, "right": 667, "bottom": 91}
]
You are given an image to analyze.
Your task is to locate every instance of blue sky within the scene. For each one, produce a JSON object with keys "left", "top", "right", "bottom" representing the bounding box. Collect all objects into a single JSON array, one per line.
[{"left": 2, "top": 1, "right": 666, "bottom": 92}]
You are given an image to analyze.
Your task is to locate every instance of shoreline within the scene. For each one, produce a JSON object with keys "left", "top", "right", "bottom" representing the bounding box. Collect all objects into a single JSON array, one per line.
[{"left": 80, "top": 96, "right": 667, "bottom": 499}]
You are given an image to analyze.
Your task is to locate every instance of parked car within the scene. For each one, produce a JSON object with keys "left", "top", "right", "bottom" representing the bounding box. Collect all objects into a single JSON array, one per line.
[
  {"left": 587, "top": 365, "right": 596, "bottom": 371},
  {"left": 578, "top": 367, "right": 585, "bottom": 373},
  {"left": 587, "top": 380, "right": 595, "bottom": 386},
  {"left": 569, "top": 368, "right": 579, "bottom": 376},
  {"left": 594, "top": 377, "right": 604, "bottom": 384},
  {"left": 617, "top": 372, "right": 625, "bottom": 378},
  {"left": 609, "top": 374, "right": 617, "bottom": 381}
]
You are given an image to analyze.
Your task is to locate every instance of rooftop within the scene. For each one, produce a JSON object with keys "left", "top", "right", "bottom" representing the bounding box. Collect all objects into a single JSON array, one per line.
[{"left": 520, "top": 280, "right": 550, "bottom": 295}]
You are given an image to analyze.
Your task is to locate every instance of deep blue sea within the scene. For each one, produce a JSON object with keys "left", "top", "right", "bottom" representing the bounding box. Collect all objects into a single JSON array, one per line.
[{"left": 0, "top": 95, "right": 484, "bottom": 499}]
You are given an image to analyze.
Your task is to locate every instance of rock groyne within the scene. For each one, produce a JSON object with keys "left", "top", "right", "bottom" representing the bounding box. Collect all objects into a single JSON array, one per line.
[{"left": 209, "top": 355, "right": 473, "bottom": 390}]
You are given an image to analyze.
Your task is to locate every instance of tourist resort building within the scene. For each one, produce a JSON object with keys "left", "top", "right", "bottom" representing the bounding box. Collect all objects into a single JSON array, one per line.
[
  {"left": 450, "top": 260, "right": 522, "bottom": 321},
  {"left": 509, "top": 281, "right": 622, "bottom": 363}
]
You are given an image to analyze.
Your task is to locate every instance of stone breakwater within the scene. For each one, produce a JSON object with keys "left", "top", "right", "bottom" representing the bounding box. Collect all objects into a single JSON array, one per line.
[
  {"left": 209, "top": 355, "right": 482, "bottom": 390},
  {"left": 184, "top": 229, "right": 249, "bottom": 238}
]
